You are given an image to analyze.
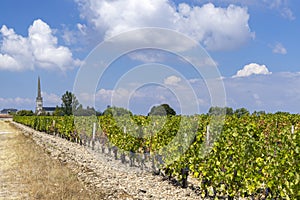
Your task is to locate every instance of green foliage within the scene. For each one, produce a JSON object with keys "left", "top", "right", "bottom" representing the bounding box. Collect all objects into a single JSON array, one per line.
[
  {"left": 16, "top": 110, "right": 34, "bottom": 116},
  {"left": 234, "top": 107, "right": 250, "bottom": 117},
  {"left": 148, "top": 104, "right": 176, "bottom": 116},
  {"left": 13, "top": 113, "right": 300, "bottom": 199},
  {"left": 208, "top": 106, "right": 233, "bottom": 115},
  {"left": 61, "top": 91, "right": 79, "bottom": 116},
  {"left": 252, "top": 110, "right": 266, "bottom": 116},
  {"left": 102, "top": 106, "right": 132, "bottom": 116},
  {"left": 53, "top": 106, "right": 65, "bottom": 116},
  {"left": 74, "top": 105, "right": 99, "bottom": 116}
]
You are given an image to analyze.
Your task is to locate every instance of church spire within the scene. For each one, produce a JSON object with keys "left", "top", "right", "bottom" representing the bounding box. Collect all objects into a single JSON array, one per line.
[
  {"left": 37, "top": 76, "right": 42, "bottom": 99},
  {"left": 36, "top": 76, "right": 43, "bottom": 115}
]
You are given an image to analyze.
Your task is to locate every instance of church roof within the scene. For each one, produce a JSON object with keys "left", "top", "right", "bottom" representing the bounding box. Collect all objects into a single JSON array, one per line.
[
  {"left": 1, "top": 108, "right": 18, "bottom": 114},
  {"left": 43, "top": 107, "right": 56, "bottom": 111}
]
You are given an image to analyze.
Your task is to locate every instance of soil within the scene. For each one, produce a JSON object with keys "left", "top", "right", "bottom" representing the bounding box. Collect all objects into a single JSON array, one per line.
[{"left": 0, "top": 119, "right": 104, "bottom": 200}]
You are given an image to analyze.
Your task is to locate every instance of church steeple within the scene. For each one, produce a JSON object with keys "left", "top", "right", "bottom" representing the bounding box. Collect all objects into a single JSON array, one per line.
[
  {"left": 37, "top": 76, "right": 42, "bottom": 100},
  {"left": 35, "top": 76, "right": 43, "bottom": 115}
]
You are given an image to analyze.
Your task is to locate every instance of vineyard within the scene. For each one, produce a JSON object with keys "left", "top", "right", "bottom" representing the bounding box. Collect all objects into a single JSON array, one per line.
[{"left": 13, "top": 113, "right": 300, "bottom": 199}]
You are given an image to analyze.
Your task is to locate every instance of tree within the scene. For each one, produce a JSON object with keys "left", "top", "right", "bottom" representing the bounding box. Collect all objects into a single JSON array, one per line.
[
  {"left": 234, "top": 108, "right": 249, "bottom": 118},
  {"left": 16, "top": 110, "right": 34, "bottom": 116},
  {"left": 225, "top": 107, "right": 234, "bottom": 115},
  {"left": 103, "top": 106, "right": 132, "bottom": 116},
  {"left": 61, "top": 91, "right": 79, "bottom": 116},
  {"left": 53, "top": 106, "right": 65, "bottom": 116},
  {"left": 74, "top": 105, "right": 99, "bottom": 116},
  {"left": 208, "top": 106, "right": 233, "bottom": 115},
  {"left": 275, "top": 111, "right": 290, "bottom": 115},
  {"left": 148, "top": 104, "right": 176, "bottom": 116},
  {"left": 252, "top": 110, "right": 266, "bottom": 116}
]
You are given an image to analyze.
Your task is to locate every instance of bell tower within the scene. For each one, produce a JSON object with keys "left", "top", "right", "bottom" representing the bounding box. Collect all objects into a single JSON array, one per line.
[{"left": 35, "top": 76, "right": 43, "bottom": 115}]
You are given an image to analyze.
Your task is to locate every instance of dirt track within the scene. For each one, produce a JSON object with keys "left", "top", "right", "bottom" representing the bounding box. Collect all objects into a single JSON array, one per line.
[
  {"left": 0, "top": 119, "right": 27, "bottom": 199},
  {"left": 0, "top": 119, "right": 103, "bottom": 200}
]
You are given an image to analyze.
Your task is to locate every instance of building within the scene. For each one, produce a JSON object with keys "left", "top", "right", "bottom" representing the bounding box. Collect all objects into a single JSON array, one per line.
[
  {"left": 35, "top": 76, "right": 56, "bottom": 115},
  {"left": 43, "top": 107, "right": 56, "bottom": 115},
  {"left": 0, "top": 108, "right": 18, "bottom": 114},
  {"left": 35, "top": 77, "right": 43, "bottom": 115}
]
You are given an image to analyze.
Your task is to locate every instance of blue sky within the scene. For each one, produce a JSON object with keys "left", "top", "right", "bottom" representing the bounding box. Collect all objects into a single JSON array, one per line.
[{"left": 0, "top": 0, "right": 299, "bottom": 114}]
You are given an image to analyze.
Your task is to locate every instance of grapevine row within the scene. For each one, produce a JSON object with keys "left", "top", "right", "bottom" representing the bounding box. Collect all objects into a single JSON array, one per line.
[{"left": 13, "top": 114, "right": 300, "bottom": 199}]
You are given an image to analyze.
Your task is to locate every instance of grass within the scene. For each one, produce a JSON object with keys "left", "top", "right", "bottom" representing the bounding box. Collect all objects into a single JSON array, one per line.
[{"left": 0, "top": 121, "right": 105, "bottom": 200}]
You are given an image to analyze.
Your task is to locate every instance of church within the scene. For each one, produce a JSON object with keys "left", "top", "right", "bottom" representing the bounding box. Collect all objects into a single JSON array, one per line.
[{"left": 35, "top": 77, "right": 56, "bottom": 115}]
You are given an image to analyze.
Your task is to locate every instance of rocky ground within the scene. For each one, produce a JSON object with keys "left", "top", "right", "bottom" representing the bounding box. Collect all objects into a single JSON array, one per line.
[{"left": 11, "top": 121, "right": 205, "bottom": 200}]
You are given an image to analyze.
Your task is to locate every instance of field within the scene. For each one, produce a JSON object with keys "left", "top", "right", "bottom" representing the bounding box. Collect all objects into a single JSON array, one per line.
[{"left": 13, "top": 113, "right": 300, "bottom": 199}]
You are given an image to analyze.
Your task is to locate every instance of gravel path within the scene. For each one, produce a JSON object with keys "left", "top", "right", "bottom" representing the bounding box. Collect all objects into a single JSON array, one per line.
[
  {"left": 0, "top": 120, "right": 105, "bottom": 200},
  {"left": 11, "top": 121, "right": 203, "bottom": 200}
]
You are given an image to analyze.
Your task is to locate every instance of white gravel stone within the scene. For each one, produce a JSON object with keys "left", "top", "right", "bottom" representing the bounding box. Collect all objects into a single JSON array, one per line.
[{"left": 12, "top": 122, "right": 206, "bottom": 200}]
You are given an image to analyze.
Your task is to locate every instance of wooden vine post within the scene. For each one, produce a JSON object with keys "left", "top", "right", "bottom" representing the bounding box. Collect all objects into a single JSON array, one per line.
[{"left": 92, "top": 122, "right": 96, "bottom": 150}]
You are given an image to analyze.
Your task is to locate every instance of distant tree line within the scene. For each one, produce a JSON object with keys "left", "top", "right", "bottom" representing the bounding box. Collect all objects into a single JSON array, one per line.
[
  {"left": 14, "top": 91, "right": 286, "bottom": 117},
  {"left": 208, "top": 106, "right": 250, "bottom": 117},
  {"left": 52, "top": 91, "right": 101, "bottom": 116}
]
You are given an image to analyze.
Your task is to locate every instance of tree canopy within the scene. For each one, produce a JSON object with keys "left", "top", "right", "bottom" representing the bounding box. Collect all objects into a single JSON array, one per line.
[
  {"left": 102, "top": 106, "right": 132, "bottom": 116},
  {"left": 234, "top": 108, "right": 250, "bottom": 117},
  {"left": 15, "top": 110, "right": 34, "bottom": 116},
  {"left": 61, "top": 91, "right": 79, "bottom": 116},
  {"left": 208, "top": 106, "right": 233, "bottom": 115},
  {"left": 148, "top": 104, "right": 176, "bottom": 116},
  {"left": 74, "top": 105, "right": 101, "bottom": 116}
]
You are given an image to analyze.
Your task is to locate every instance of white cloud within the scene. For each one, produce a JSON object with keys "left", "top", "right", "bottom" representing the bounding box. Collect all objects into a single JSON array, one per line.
[
  {"left": 81, "top": 72, "right": 300, "bottom": 114},
  {"left": 177, "top": 3, "right": 254, "bottom": 51},
  {"left": 0, "top": 97, "right": 33, "bottom": 109},
  {"left": 128, "top": 51, "right": 165, "bottom": 63},
  {"left": 0, "top": 54, "right": 23, "bottom": 71},
  {"left": 272, "top": 43, "right": 287, "bottom": 54},
  {"left": 197, "top": 0, "right": 295, "bottom": 20},
  {"left": 0, "top": 93, "right": 60, "bottom": 110},
  {"left": 77, "top": 23, "right": 87, "bottom": 35},
  {"left": 233, "top": 63, "right": 272, "bottom": 78},
  {"left": 77, "top": 88, "right": 132, "bottom": 109},
  {"left": 266, "top": 0, "right": 295, "bottom": 20},
  {"left": 94, "top": 86, "right": 181, "bottom": 114},
  {"left": 280, "top": 7, "right": 295, "bottom": 20},
  {"left": 180, "top": 55, "right": 218, "bottom": 68},
  {"left": 0, "top": 19, "right": 81, "bottom": 72},
  {"left": 77, "top": 80, "right": 203, "bottom": 115},
  {"left": 164, "top": 75, "right": 182, "bottom": 86},
  {"left": 62, "top": 29, "right": 76, "bottom": 46},
  {"left": 75, "top": 0, "right": 254, "bottom": 51},
  {"left": 223, "top": 72, "right": 300, "bottom": 113},
  {"left": 267, "top": 0, "right": 286, "bottom": 8},
  {"left": 41, "top": 92, "right": 61, "bottom": 105},
  {"left": 253, "top": 93, "right": 262, "bottom": 106}
]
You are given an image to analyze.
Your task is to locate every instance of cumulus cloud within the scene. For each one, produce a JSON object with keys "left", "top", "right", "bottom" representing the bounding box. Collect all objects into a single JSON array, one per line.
[
  {"left": 272, "top": 42, "right": 287, "bottom": 54},
  {"left": 164, "top": 75, "right": 182, "bottom": 86},
  {"left": 233, "top": 63, "right": 272, "bottom": 78},
  {"left": 0, "top": 19, "right": 81, "bottom": 71},
  {"left": 198, "top": 0, "right": 295, "bottom": 20},
  {"left": 75, "top": 0, "right": 254, "bottom": 51}
]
